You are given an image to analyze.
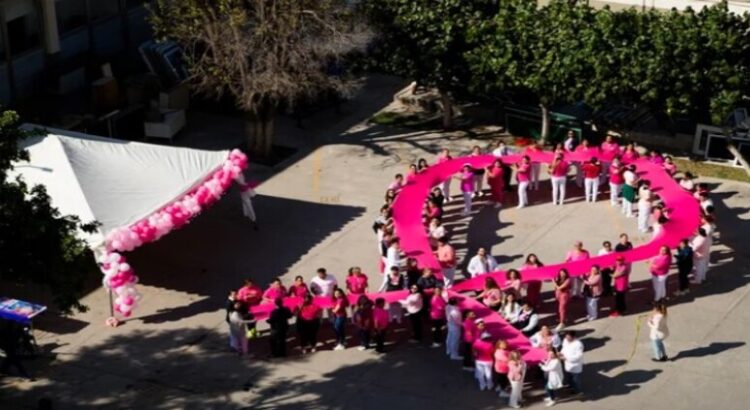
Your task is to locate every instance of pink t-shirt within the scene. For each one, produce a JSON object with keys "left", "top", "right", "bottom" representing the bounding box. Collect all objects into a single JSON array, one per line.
[
  {"left": 565, "top": 249, "right": 590, "bottom": 263},
  {"left": 405, "top": 171, "right": 418, "bottom": 184},
  {"left": 373, "top": 307, "right": 389, "bottom": 330},
  {"left": 263, "top": 286, "right": 287, "bottom": 301},
  {"left": 473, "top": 338, "right": 494, "bottom": 362},
  {"left": 551, "top": 160, "right": 569, "bottom": 177},
  {"left": 460, "top": 171, "right": 474, "bottom": 192},
  {"left": 601, "top": 142, "right": 620, "bottom": 158},
  {"left": 388, "top": 181, "right": 403, "bottom": 191},
  {"left": 494, "top": 348, "right": 510, "bottom": 373},
  {"left": 237, "top": 285, "right": 263, "bottom": 306},
  {"left": 650, "top": 155, "right": 665, "bottom": 165},
  {"left": 622, "top": 150, "right": 639, "bottom": 162},
  {"left": 482, "top": 288, "right": 502, "bottom": 306},
  {"left": 609, "top": 164, "right": 624, "bottom": 184},
  {"left": 299, "top": 304, "right": 321, "bottom": 321},
  {"left": 346, "top": 274, "right": 368, "bottom": 294},
  {"left": 516, "top": 163, "right": 531, "bottom": 182},
  {"left": 508, "top": 360, "right": 526, "bottom": 381},
  {"left": 430, "top": 295, "right": 447, "bottom": 320},
  {"left": 613, "top": 264, "right": 631, "bottom": 291},
  {"left": 582, "top": 162, "right": 602, "bottom": 179},
  {"left": 650, "top": 254, "right": 671, "bottom": 276},
  {"left": 463, "top": 318, "right": 478, "bottom": 343},
  {"left": 288, "top": 284, "right": 309, "bottom": 298}
]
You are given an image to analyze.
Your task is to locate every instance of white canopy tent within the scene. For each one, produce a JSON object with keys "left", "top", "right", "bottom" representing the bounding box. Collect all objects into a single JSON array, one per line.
[{"left": 9, "top": 125, "right": 231, "bottom": 250}]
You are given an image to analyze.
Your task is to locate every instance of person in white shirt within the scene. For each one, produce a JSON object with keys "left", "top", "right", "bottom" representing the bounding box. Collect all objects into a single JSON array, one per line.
[
  {"left": 428, "top": 218, "right": 446, "bottom": 247},
  {"left": 563, "top": 130, "right": 577, "bottom": 152},
  {"left": 679, "top": 172, "right": 695, "bottom": 191},
  {"left": 698, "top": 192, "right": 714, "bottom": 213},
  {"left": 621, "top": 165, "right": 638, "bottom": 218},
  {"left": 492, "top": 141, "right": 511, "bottom": 157},
  {"left": 445, "top": 297, "right": 463, "bottom": 360},
  {"left": 466, "top": 247, "right": 498, "bottom": 278},
  {"left": 500, "top": 293, "right": 521, "bottom": 322},
  {"left": 380, "top": 238, "right": 402, "bottom": 291},
  {"left": 560, "top": 331, "right": 584, "bottom": 395},
  {"left": 539, "top": 348, "right": 564, "bottom": 407},
  {"left": 530, "top": 326, "right": 562, "bottom": 350},
  {"left": 691, "top": 228, "right": 710, "bottom": 284},
  {"left": 310, "top": 268, "right": 337, "bottom": 297}
]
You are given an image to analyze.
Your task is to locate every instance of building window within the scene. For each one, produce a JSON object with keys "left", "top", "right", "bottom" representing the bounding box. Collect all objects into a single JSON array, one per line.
[
  {"left": 4, "top": 0, "right": 41, "bottom": 56},
  {"left": 89, "top": 0, "right": 120, "bottom": 21},
  {"left": 56, "top": 0, "right": 87, "bottom": 34}
]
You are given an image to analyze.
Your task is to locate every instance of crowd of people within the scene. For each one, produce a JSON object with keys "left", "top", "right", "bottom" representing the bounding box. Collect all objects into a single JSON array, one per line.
[{"left": 223, "top": 132, "right": 715, "bottom": 407}]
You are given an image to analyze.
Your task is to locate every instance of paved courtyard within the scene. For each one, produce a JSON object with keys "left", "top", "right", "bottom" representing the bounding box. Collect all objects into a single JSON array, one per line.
[{"left": 2, "top": 76, "right": 750, "bottom": 409}]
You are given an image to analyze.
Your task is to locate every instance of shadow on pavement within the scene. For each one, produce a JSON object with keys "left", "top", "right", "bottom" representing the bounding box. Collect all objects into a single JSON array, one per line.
[{"left": 670, "top": 341, "right": 746, "bottom": 361}]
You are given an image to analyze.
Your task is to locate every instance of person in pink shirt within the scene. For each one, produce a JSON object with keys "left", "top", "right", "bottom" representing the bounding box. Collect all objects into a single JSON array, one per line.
[
  {"left": 296, "top": 293, "right": 322, "bottom": 353},
  {"left": 470, "top": 146, "right": 486, "bottom": 197},
  {"left": 622, "top": 143, "right": 640, "bottom": 163},
  {"left": 388, "top": 173, "right": 404, "bottom": 192},
  {"left": 600, "top": 134, "right": 620, "bottom": 180},
  {"left": 608, "top": 157, "right": 624, "bottom": 207},
  {"left": 472, "top": 325, "right": 495, "bottom": 391},
  {"left": 650, "top": 245, "right": 672, "bottom": 301},
  {"left": 663, "top": 155, "right": 677, "bottom": 176},
  {"left": 262, "top": 278, "right": 287, "bottom": 304},
  {"left": 373, "top": 298, "right": 390, "bottom": 353},
  {"left": 494, "top": 340, "right": 511, "bottom": 397},
  {"left": 649, "top": 150, "right": 665, "bottom": 166},
  {"left": 503, "top": 269, "right": 522, "bottom": 300},
  {"left": 237, "top": 278, "right": 263, "bottom": 307},
  {"left": 574, "top": 140, "right": 597, "bottom": 187},
  {"left": 436, "top": 148, "right": 453, "bottom": 200},
  {"left": 459, "top": 165, "right": 475, "bottom": 216},
  {"left": 405, "top": 164, "right": 418, "bottom": 184},
  {"left": 477, "top": 277, "right": 503, "bottom": 310},
  {"left": 582, "top": 157, "right": 602, "bottom": 202},
  {"left": 429, "top": 287, "right": 447, "bottom": 347},
  {"left": 436, "top": 237, "right": 457, "bottom": 288},
  {"left": 524, "top": 143, "right": 542, "bottom": 190},
  {"left": 520, "top": 254, "right": 543, "bottom": 308},
  {"left": 554, "top": 269, "right": 571, "bottom": 330},
  {"left": 331, "top": 288, "right": 350, "bottom": 350},
  {"left": 345, "top": 266, "right": 369, "bottom": 296},
  {"left": 565, "top": 241, "right": 590, "bottom": 298},
  {"left": 507, "top": 350, "right": 527, "bottom": 408},
  {"left": 461, "top": 311, "right": 478, "bottom": 369},
  {"left": 610, "top": 255, "right": 631, "bottom": 316},
  {"left": 287, "top": 275, "right": 310, "bottom": 298},
  {"left": 583, "top": 265, "right": 603, "bottom": 321},
  {"left": 515, "top": 155, "right": 532, "bottom": 208},
  {"left": 486, "top": 159, "right": 505, "bottom": 208},
  {"left": 548, "top": 152, "right": 569, "bottom": 205}
]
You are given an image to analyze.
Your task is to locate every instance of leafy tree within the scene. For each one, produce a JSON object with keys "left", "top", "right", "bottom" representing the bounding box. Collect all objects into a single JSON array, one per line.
[
  {"left": 0, "top": 110, "right": 96, "bottom": 313},
  {"left": 366, "top": 0, "right": 498, "bottom": 129},
  {"left": 150, "top": 0, "right": 369, "bottom": 156}
]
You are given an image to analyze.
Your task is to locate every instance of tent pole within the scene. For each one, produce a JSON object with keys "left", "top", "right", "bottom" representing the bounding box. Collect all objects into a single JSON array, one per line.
[{"left": 108, "top": 289, "right": 114, "bottom": 317}]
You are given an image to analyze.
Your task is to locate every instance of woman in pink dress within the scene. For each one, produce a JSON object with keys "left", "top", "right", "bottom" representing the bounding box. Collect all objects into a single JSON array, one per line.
[
  {"left": 486, "top": 159, "right": 505, "bottom": 208},
  {"left": 520, "top": 254, "right": 543, "bottom": 308},
  {"left": 553, "top": 269, "right": 571, "bottom": 330},
  {"left": 515, "top": 156, "right": 532, "bottom": 208}
]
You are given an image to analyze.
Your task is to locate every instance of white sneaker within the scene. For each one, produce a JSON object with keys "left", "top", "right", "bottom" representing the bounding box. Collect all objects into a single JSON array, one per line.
[
  {"left": 334, "top": 344, "right": 345, "bottom": 351},
  {"left": 357, "top": 346, "right": 367, "bottom": 351},
  {"left": 546, "top": 400, "right": 556, "bottom": 407},
  {"left": 431, "top": 342, "right": 440, "bottom": 348}
]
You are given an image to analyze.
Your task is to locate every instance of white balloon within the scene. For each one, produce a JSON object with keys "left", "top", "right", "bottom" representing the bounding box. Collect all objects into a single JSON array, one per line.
[
  {"left": 118, "top": 263, "right": 131, "bottom": 272},
  {"left": 119, "top": 303, "right": 132, "bottom": 313}
]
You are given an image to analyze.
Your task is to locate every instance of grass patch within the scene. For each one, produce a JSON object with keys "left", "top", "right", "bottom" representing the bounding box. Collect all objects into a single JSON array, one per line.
[
  {"left": 674, "top": 158, "right": 750, "bottom": 183},
  {"left": 369, "top": 110, "right": 440, "bottom": 128}
]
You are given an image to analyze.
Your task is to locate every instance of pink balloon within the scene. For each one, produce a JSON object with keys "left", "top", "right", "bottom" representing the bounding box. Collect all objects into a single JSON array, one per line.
[{"left": 123, "top": 296, "right": 134, "bottom": 306}]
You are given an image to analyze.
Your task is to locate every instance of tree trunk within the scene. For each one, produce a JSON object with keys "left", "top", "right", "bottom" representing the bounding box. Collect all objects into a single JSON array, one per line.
[
  {"left": 540, "top": 104, "right": 551, "bottom": 145},
  {"left": 244, "top": 104, "right": 276, "bottom": 157},
  {"left": 440, "top": 90, "right": 454, "bottom": 130},
  {"left": 723, "top": 126, "right": 750, "bottom": 177}
]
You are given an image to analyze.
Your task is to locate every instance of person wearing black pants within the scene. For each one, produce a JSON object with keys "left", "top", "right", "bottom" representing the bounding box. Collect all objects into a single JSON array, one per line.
[
  {"left": 267, "top": 298, "right": 292, "bottom": 357},
  {"left": 610, "top": 256, "right": 630, "bottom": 317},
  {"left": 404, "top": 285, "right": 424, "bottom": 342},
  {"left": 0, "top": 322, "right": 32, "bottom": 380},
  {"left": 296, "top": 294, "right": 321, "bottom": 353},
  {"left": 675, "top": 239, "right": 694, "bottom": 296}
]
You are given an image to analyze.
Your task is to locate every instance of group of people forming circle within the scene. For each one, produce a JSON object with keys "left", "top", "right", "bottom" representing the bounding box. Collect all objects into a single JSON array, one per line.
[{"left": 224, "top": 133, "right": 715, "bottom": 407}]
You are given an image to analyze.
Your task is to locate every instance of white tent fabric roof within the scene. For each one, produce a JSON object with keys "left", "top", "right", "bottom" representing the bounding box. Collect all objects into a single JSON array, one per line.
[{"left": 9, "top": 125, "right": 229, "bottom": 248}]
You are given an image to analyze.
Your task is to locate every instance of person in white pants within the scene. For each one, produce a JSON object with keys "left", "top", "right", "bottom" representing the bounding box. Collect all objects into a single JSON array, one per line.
[
  {"left": 637, "top": 184, "right": 652, "bottom": 233},
  {"left": 445, "top": 298, "right": 462, "bottom": 360},
  {"left": 583, "top": 266, "right": 602, "bottom": 321},
  {"left": 459, "top": 165, "right": 474, "bottom": 216},
  {"left": 691, "top": 228, "right": 710, "bottom": 284},
  {"left": 507, "top": 350, "right": 527, "bottom": 408},
  {"left": 649, "top": 246, "right": 671, "bottom": 301},
  {"left": 582, "top": 158, "right": 602, "bottom": 202},
  {"left": 436, "top": 148, "right": 452, "bottom": 200},
  {"left": 548, "top": 153, "right": 569, "bottom": 205},
  {"left": 609, "top": 158, "right": 624, "bottom": 206},
  {"left": 515, "top": 156, "right": 532, "bottom": 208},
  {"left": 473, "top": 327, "right": 494, "bottom": 390}
]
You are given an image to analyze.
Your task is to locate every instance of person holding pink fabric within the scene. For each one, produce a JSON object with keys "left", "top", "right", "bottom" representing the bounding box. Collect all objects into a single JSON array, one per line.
[
  {"left": 583, "top": 265, "right": 603, "bottom": 321},
  {"left": 373, "top": 298, "right": 389, "bottom": 353},
  {"left": 521, "top": 254, "right": 543, "bottom": 308},
  {"left": 524, "top": 142, "right": 542, "bottom": 190},
  {"left": 436, "top": 148, "right": 452, "bottom": 200},
  {"left": 565, "top": 241, "right": 590, "bottom": 298},
  {"left": 574, "top": 140, "right": 595, "bottom": 187},
  {"left": 486, "top": 159, "right": 505, "bottom": 208},
  {"left": 600, "top": 134, "right": 620, "bottom": 180},
  {"left": 436, "top": 237, "right": 457, "bottom": 288},
  {"left": 582, "top": 157, "right": 602, "bottom": 202},
  {"left": 608, "top": 157, "right": 624, "bottom": 207},
  {"left": 459, "top": 165, "right": 475, "bottom": 216},
  {"left": 262, "top": 278, "right": 287, "bottom": 304},
  {"left": 610, "top": 255, "right": 631, "bottom": 317},
  {"left": 237, "top": 278, "right": 263, "bottom": 307},
  {"left": 472, "top": 329, "right": 495, "bottom": 391},
  {"left": 507, "top": 350, "right": 527, "bottom": 408},
  {"left": 429, "top": 287, "right": 447, "bottom": 347},
  {"left": 478, "top": 277, "right": 503, "bottom": 310},
  {"left": 554, "top": 269, "right": 571, "bottom": 330},
  {"left": 287, "top": 276, "right": 309, "bottom": 298},
  {"left": 461, "top": 311, "right": 478, "bottom": 370},
  {"left": 548, "top": 152, "right": 569, "bottom": 205},
  {"left": 345, "top": 267, "right": 369, "bottom": 296},
  {"left": 494, "top": 340, "right": 511, "bottom": 397},
  {"left": 663, "top": 155, "right": 677, "bottom": 176},
  {"left": 388, "top": 173, "right": 404, "bottom": 192},
  {"left": 515, "top": 155, "right": 532, "bottom": 208},
  {"left": 470, "top": 146, "right": 486, "bottom": 197},
  {"left": 405, "top": 164, "right": 418, "bottom": 184},
  {"left": 445, "top": 297, "right": 463, "bottom": 360},
  {"left": 649, "top": 245, "right": 672, "bottom": 301},
  {"left": 649, "top": 150, "right": 665, "bottom": 165},
  {"left": 503, "top": 269, "right": 522, "bottom": 300}
]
